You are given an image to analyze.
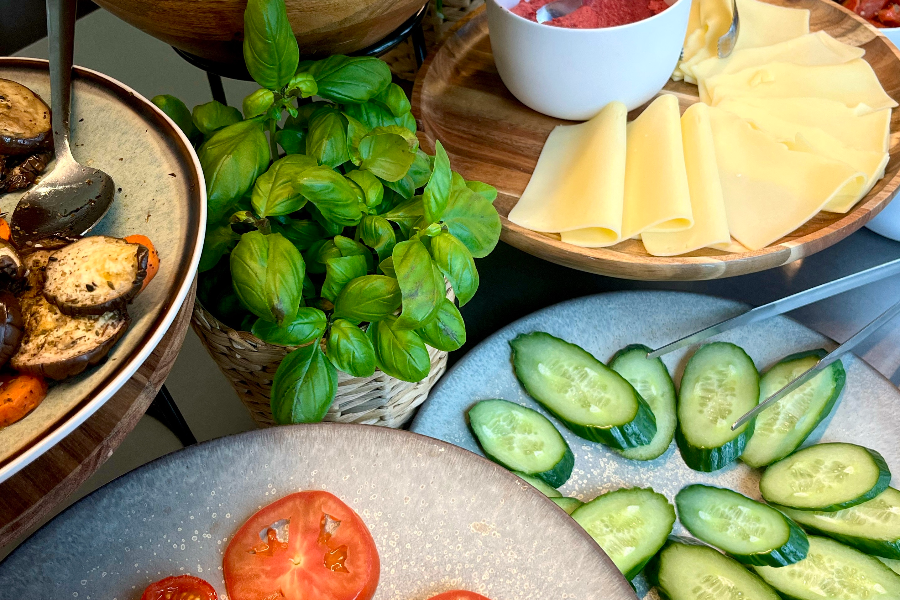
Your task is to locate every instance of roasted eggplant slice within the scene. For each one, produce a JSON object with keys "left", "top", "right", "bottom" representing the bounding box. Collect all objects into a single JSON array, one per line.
[
  {"left": 0, "top": 292, "right": 23, "bottom": 369},
  {"left": 0, "top": 151, "right": 51, "bottom": 193},
  {"left": 43, "top": 236, "right": 148, "bottom": 316},
  {"left": 0, "top": 241, "right": 24, "bottom": 281},
  {"left": 0, "top": 80, "right": 52, "bottom": 155}
]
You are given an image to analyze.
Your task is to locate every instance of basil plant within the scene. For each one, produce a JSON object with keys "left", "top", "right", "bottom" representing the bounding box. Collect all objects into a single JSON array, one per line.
[{"left": 152, "top": 0, "right": 501, "bottom": 424}]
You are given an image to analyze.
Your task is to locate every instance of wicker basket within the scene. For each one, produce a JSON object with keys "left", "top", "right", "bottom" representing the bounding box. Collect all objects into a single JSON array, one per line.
[{"left": 383, "top": 0, "right": 485, "bottom": 80}]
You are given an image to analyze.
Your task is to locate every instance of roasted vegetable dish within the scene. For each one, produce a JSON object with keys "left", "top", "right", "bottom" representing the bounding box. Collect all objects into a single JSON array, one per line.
[{"left": 0, "top": 79, "right": 52, "bottom": 194}]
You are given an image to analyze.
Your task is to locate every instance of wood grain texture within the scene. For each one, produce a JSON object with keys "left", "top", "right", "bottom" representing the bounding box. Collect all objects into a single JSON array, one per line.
[
  {"left": 92, "top": 0, "right": 425, "bottom": 64},
  {"left": 0, "top": 283, "right": 195, "bottom": 549},
  {"left": 412, "top": 1, "right": 900, "bottom": 281}
]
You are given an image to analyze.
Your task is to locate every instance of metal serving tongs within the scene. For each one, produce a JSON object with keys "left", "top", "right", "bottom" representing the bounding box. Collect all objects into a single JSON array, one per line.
[{"left": 648, "top": 257, "right": 900, "bottom": 431}]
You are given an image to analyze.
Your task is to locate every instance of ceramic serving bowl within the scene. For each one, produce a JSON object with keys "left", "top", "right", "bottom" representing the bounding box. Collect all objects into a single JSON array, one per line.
[{"left": 485, "top": 0, "right": 692, "bottom": 120}]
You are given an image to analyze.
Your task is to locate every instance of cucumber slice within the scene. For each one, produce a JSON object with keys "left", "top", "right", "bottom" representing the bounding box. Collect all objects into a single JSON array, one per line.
[
  {"left": 878, "top": 557, "right": 900, "bottom": 576},
  {"left": 741, "top": 350, "right": 846, "bottom": 468},
  {"left": 676, "top": 342, "right": 760, "bottom": 472},
  {"left": 753, "top": 536, "right": 900, "bottom": 600},
  {"left": 551, "top": 497, "right": 584, "bottom": 515},
  {"left": 468, "top": 399, "right": 574, "bottom": 488},
  {"left": 609, "top": 344, "right": 677, "bottom": 461},
  {"left": 676, "top": 484, "right": 809, "bottom": 567},
  {"left": 760, "top": 443, "right": 892, "bottom": 511},
  {"left": 512, "top": 471, "right": 562, "bottom": 497},
  {"left": 510, "top": 332, "right": 657, "bottom": 449},
  {"left": 647, "top": 538, "right": 780, "bottom": 600},
  {"left": 778, "top": 487, "right": 900, "bottom": 559},
  {"left": 571, "top": 487, "right": 675, "bottom": 579}
]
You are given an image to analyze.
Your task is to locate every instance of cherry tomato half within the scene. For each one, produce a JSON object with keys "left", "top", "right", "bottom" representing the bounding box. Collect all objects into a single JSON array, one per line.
[
  {"left": 427, "top": 592, "right": 493, "bottom": 600},
  {"left": 224, "top": 491, "right": 380, "bottom": 600},
  {"left": 139, "top": 575, "right": 217, "bottom": 600}
]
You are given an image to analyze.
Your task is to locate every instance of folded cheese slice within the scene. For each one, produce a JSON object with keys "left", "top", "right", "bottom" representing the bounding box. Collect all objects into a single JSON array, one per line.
[
  {"left": 717, "top": 97, "right": 891, "bottom": 153},
  {"left": 705, "top": 60, "right": 898, "bottom": 111},
  {"left": 708, "top": 107, "right": 867, "bottom": 250},
  {"left": 508, "top": 102, "right": 627, "bottom": 246},
  {"left": 642, "top": 103, "right": 731, "bottom": 256}
]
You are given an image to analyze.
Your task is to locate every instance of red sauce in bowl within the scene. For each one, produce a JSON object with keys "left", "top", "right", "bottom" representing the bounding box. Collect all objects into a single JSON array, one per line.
[{"left": 510, "top": 0, "right": 670, "bottom": 28}]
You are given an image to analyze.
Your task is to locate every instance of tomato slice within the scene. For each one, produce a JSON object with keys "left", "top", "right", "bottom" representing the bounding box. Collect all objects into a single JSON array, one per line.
[
  {"left": 427, "top": 592, "right": 493, "bottom": 600},
  {"left": 224, "top": 491, "right": 380, "bottom": 600},
  {"left": 140, "top": 575, "right": 217, "bottom": 600}
]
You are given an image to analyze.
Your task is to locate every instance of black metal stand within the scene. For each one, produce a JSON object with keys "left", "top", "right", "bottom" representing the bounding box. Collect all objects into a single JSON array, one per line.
[{"left": 146, "top": 385, "right": 197, "bottom": 447}]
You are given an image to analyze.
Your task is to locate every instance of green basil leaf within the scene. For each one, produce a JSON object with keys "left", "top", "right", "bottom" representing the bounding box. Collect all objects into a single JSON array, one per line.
[
  {"left": 373, "top": 83, "right": 411, "bottom": 117},
  {"left": 367, "top": 316, "right": 430, "bottom": 382},
  {"left": 423, "top": 140, "right": 451, "bottom": 224},
  {"left": 251, "top": 154, "right": 318, "bottom": 217},
  {"left": 333, "top": 235, "right": 373, "bottom": 271},
  {"left": 151, "top": 95, "right": 201, "bottom": 144},
  {"left": 302, "top": 274, "right": 316, "bottom": 299},
  {"left": 392, "top": 239, "right": 443, "bottom": 330},
  {"left": 326, "top": 319, "right": 376, "bottom": 377},
  {"left": 308, "top": 55, "right": 391, "bottom": 104},
  {"left": 296, "top": 166, "right": 363, "bottom": 226},
  {"left": 270, "top": 218, "right": 324, "bottom": 251},
  {"left": 306, "top": 108, "right": 349, "bottom": 169},
  {"left": 199, "top": 120, "right": 270, "bottom": 223},
  {"left": 466, "top": 180, "right": 498, "bottom": 201},
  {"left": 198, "top": 259, "right": 253, "bottom": 330},
  {"left": 359, "top": 215, "right": 396, "bottom": 263},
  {"left": 286, "top": 101, "right": 326, "bottom": 129},
  {"left": 242, "top": 89, "right": 275, "bottom": 119},
  {"left": 199, "top": 222, "right": 240, "bottom": 273},
  {"left": 379, "top": 256, "right": 396, "bottom": 277},
  {"left": 346, "top": 170, "right": 384, "bottom": 207},
  {"left": 243, "top": 0, "right": 299, "bottom": 90},
  {"left": 333, "top": 275, "right": 401, "bottom": 323},
  {"left": 358, "top": 129, "right": 417, "bottom": 182},
  {"left": 343, "top": 101, "right": 413, "bottom": 132},
  {"left": 407, "top": 149, "right": 432, "bottom": 190},
  {"left": 285, "top": 71, "right": 317, "bottom": 98},
  {"left": 441, "top": 185, "right": 501, "bottom": 258},
  {"left": 271, "top": 343, "right": 337, "bottom": 424},
  {"left": 305, "top": 239, "right": 340, "bottom": 274},
  {"left": 307, "top": 203, "right": 345, "bottom": 238},
  {"left": 383, "top": 174, "right": 415, "bottom": 200},
  {"left": 417, "top": 297, "right": 466, "bottom": 351},
  {"left": 370, "top": 188, "right": 403, "bottom": 216},
  {"left": 397, "top": 111, "right": 417, "bottom": 134},
  {"left": 251, "top": 307, "right": 327, "bottom": 345},
  {"left": 429, "top": 231, "right": 478, "bottom": 306},
  {"left": 275, "top": 127, "right": 306, "bottom": 154},
  {"left": 192, "top": 100, "right": 242, "bottom": 137},
  {"left": 385, "top": 197, "right": 426, "bottom": 238},
  {"left": 230, "top": 231, "right": 305, "bottom": 324},
  {"left": 344, "top": 113, "right": 369, "bottom": 166},
  {"left": 321, "top": 254, "right": 367, "bottom": 302}
]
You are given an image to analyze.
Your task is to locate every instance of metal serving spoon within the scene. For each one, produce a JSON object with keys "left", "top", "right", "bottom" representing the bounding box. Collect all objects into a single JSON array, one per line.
[
  {"left": 717, "top": 0, "right": 741, "bottom": 58},
  {"left": 10, "top": 0, "right": 114, "bottom": 247},
  {"left": 535, "top": 0, "right": 583, "bottom": 24}
]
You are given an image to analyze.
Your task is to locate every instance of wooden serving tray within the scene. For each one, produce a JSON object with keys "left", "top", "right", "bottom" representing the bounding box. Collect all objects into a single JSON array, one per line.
[{"left": 412, "top": 1, "right": 900, "bottom": 281}]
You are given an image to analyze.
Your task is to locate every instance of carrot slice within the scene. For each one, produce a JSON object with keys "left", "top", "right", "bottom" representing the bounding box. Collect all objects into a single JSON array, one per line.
[
  {"left": 0, "top": 374, "right": 48, "bottom": 427},
  {"left": 0, "top": 219, "right": 11, "bottom": 242},
  {"left": 124, "top": 235, "right": 160, "bottom": 292}
]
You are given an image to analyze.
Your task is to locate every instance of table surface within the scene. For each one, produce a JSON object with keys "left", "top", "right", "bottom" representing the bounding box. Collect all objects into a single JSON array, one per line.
[{"left": 0, "top": 284, "right": 195, "bottom": 549}]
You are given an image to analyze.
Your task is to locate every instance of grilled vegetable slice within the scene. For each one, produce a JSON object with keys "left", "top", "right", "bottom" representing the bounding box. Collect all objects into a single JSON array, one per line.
[
  {"left": 676, "top": 342, "right": 759, "bottom": 472},
  {"left": 43, "top": 236, "right": 149, "bottom": 316},
  {"left": 0, "top": 241, "right": 23, "bottom": 281},
  {"left": 647, "top": 539, "right": 780, "bottom": 600},
  {"left": 0, "top": 291, "right": 23, "bottom": 369},
  {"left": 510, "top": 332, "right": 656, "bottom": 449},
  {"left": 753, "top": 536, "right": 900, "bottom": 600},
  {"left": 760, "top": 443, "right": 891, "bottom": 511},
  {"left": 741, "top": 350, "right": 845, "bottom": 468},
  {"left": 550, "top": 497, "right": 583, "bottom": 515},
  {"left": 571, "top": 487, "right": 675, "bottom": 580},
  {"left": 0, "top": 79, "right": 51, "bottom": 155},
  {"left": 468, "top": 399, "right": 574, "bottom": 488},
  {"left": 609, "top": 344, "right": 676, "bottom": 461},
  {"left": 0, "top": 373, "right": 47, "bottom": 427},
  {"left": 778, "top": 487, "right": 900, "bottom": 559},
  {"left": 512, "top": 471, "right": 562, "bottom": 497},
  {"left": 676, "top": 484, "right": 809, "bottom": 567}
]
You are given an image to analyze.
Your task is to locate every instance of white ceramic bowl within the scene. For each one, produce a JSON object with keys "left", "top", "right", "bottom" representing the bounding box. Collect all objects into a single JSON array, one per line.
[
  {"left": 867, "top": 27, "right": 900, "bottom": 241},
  {"left": 486, "top": 0, "right": 692, "bottom": 120}
]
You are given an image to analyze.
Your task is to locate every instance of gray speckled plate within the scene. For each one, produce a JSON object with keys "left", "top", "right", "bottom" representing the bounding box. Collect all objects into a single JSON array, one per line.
[
  {"left": 0, "top": 58, "right": 205, "bottom": 482},
  {"left": 0, "top": 424, "right": 634, "bottom": 600},
  {"left": 410, "top": 290, "right": 900, "bottom": 599}
]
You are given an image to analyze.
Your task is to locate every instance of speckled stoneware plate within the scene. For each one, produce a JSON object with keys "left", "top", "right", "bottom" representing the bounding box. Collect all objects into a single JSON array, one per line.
[
  {"left": 0, "top": 58, "right": 205, "bottom": 482},
  {"left": 410, "top": 290, "right": 900, "bottom": 599},
  {"left": 0, "top": 424, "right": 635, "bottom": 600}
]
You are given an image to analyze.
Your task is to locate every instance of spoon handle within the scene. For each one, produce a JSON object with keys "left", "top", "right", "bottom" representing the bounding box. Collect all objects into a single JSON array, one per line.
[{"left": 46, "top": 0, "right": 77, "bottom": 160}]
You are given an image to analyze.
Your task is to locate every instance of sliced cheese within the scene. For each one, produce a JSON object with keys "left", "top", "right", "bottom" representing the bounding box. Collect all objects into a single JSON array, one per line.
[
  {"left": 717, "top": 97, "right": 891, "bottom": 153},
  {"left": 693, "top": 32, "right": 864, "bottom": 103},
  {"left": 642, "top": 103, "right": 731, "bottom": 256},
  {"left": 706, "top": 60, "right": 898, "bottom": 112},
  {"left": 708, "top": 107, "right": 866, "bottom": 250},
  {"left": 508, "top": 102, "right": 627, "bottom": 246},
  {"left": 674, "top": 0, "right": 705, "bottom": 81}
]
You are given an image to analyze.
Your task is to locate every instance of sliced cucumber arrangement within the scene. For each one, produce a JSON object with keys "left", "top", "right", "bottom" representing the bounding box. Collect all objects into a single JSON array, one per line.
[
  {"left": 571, "top": 487, "right": 675, "bottom": 579},
  {"left": 741, "top": 350, "right": 845, "bottom": 468},
  {"left": 551, "top": 497, "right": 583, "bottom": 515},
  {"left": 513, "top": 471, "right": 562, "bottom": 497},
  {"left": 760, "top": 443, "right": 892, "bottom": 511},
  {"left": 468, "top": 399, "right": 574, "bottom": 488},
  {"left": 609, "top": 344, "right": 677, "bottom": 461},
  {"left": 510, "top": 332, "right": 657, "bottom": 449},
  {"left": 754, "top": 536, "right": 900, "bottom": 600},
  {"left": 676, "top": 484, "right": 809, "bottom": 566},
  {"left": 878, "top": 557, "right": 900, "bottom": 576},
  {"left": 647, "top": 539, "right": 780, "bottom": 600},
  {"left": 779, "top": 487, "right": 900, "bottom": 559},
  {"left": 676, "top": 342, "right": 760, "bottom": 472}
]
